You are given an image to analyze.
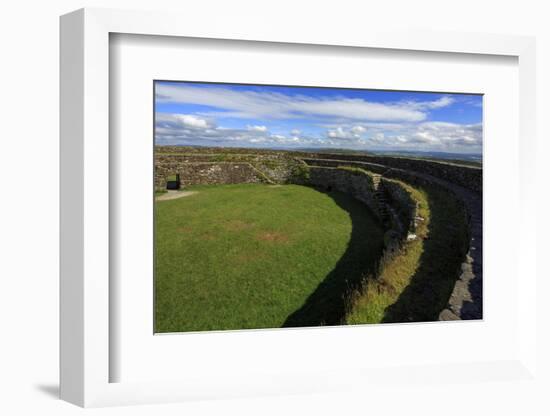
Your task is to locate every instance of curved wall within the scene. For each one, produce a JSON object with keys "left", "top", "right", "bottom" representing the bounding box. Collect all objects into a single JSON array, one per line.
[
  {"left": 308, "top": 166, "right": 419, "bottom": 237},
  {"left": 305, "top": 153, "right": 482, "bottom": 194},
  {"left": 309, "top": 167, "right": 380, "bottom": 219}
]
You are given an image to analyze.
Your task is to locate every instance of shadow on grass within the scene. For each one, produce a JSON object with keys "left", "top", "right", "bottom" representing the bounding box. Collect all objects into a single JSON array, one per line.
[
  {"left": 381, "top": 187, "right": 470, "bottom": 323},
  {"left": 282, "top": 190, "right": 384, "bottom": 327}
]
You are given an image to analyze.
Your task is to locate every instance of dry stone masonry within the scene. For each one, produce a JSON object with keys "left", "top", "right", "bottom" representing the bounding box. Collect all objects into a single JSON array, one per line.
[
  {"left": 308, "top": 166, "right": 418, "bottom": 239},
  {"left": 155, "top": 151, "right": 306, "bottom": 189},
  {"left": 304, "top": 153, "right": 482, "bottom": 194},
  {"left": 155, "top": 161, "right": 264, "bottom": 187}
]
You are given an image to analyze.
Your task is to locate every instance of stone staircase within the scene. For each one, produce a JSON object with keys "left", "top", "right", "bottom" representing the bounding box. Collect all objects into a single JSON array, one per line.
[{"left": 372, "top": 174, "right": 391, "bottom": 224}]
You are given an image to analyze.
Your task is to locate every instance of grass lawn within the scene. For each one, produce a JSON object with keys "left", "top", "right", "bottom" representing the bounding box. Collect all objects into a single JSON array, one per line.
[{"left": 155, "top": 183, "right": 384, "bottom": 333}]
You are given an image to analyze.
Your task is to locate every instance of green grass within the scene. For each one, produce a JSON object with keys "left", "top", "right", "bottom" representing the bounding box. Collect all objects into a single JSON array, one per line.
[
  {"left": 347, "top": 183, "right": 469, "bottom": 324},
  {"left": 155, "top": 183, "right": 384, "bottom": 332}
]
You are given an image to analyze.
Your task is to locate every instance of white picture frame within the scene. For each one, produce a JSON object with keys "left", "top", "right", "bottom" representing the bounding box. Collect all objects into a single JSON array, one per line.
[{"left": 60, "top": 7, "right": 537, "bottom": 407}]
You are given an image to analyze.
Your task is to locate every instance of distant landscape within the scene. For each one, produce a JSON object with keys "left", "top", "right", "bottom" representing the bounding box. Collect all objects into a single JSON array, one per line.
[{"left": 167, "top": 144, "right": 482, "bottom": 165}]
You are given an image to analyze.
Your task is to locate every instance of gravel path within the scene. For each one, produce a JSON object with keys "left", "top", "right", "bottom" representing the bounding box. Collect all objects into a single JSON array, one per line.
[{"left": 156, "top": 190, "right": 197, "bottom": 201}]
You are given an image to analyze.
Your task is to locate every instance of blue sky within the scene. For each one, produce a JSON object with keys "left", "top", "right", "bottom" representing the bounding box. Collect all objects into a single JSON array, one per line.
[{"left": 155, "top": 81, "right": 482, "bottom": 154}]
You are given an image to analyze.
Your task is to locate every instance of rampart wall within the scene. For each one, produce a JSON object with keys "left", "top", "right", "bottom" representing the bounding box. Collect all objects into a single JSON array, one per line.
[
  {"left": 155, "top": 154, "right": 307, "bottom": 188},
  {"left": 155, "top": 160, "right": 264, "bottom": 188},
  {"left": 307, "top": 153, "right": 482, "bottom": 193},
  {"left": 309, "top": 167, "right": 380, "bottom": 220},
  {"left": 309, "top": 166, "right": 419, "bottom": 241}
]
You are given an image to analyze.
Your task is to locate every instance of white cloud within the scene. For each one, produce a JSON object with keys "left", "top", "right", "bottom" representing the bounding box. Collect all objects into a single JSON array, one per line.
[
  {"left": 363, "top": 121, "right": 482, "bottom": 151},
  {"left": 156, "top": 111, "right": 482, "bottom": 152},
  {"left": 327, "top": 128, "right": 361, "bottom": 141},
  {"left": 156, "top": 84, "right": 455, "bottom": 123},
  {"left": 320, "top": 120, "right": 481, "bottom": 152},
  {"left": 156, "top": 113, "right": 215, "bottom": 130},
  {"left": 410, "top": 96, "right": 455, "bottom": 110},
  {"left": 175, "top": 114, "right": 212, "bottom": 129},
  {"left": 156, "top": 113, "right": 318, "bottom": 148},
  {"left": 327, "top": 127, "right": 347, "bottom": 139},
  {"left": 327, "top": 124, "right": 367, "bottom": 140},
  {"left": 247, "top": 125, "right": 268, "bottom": 132},
  {"left": 156, "top": 111, "right": 481, "bottom": 152}
]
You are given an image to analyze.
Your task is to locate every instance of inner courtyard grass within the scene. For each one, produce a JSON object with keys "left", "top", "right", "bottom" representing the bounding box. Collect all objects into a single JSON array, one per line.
[{"left": 155, "top": 183, "right": 385, "bottom": 332}]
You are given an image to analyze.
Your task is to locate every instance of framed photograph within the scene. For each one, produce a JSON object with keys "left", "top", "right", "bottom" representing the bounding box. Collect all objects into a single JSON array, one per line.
[
  {"left": 60, "top": 8, "right": 537, "bottom": 407},
  {"left": 152, "top": 80, "right": 483, "bottom": 333}
]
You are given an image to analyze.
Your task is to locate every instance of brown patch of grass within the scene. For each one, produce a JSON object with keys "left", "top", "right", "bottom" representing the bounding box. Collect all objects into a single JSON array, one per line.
[
  {"left": 177, "top": 226, "right": 193, "bottom": 233},
  {"left": 256, "top": 231, "right": 289, "bottom": 243},
  {"left": 198, "top": 231, "right": 216, "bottom": 241},
  {"left": 224, "top": 220, "right": 255, "bottom": 232}
]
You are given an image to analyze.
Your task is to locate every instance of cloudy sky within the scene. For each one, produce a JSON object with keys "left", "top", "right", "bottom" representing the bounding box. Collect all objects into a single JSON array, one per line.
[{"left": 155, "top": 81, "right": 482, "bottom": 154}]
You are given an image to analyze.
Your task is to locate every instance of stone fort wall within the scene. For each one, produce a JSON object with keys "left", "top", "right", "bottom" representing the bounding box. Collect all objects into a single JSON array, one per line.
[
  {"left": 306, "top": 153, "right": 482, "bottom": 194},
  {"left": 155, "top": 150, "right": 481, "bottom": 194},
  {"left": 309, "top": 166, "right": 380, "bottom": 219},
  {"left": 155, "top": 157, "right": 265, "bottom": 188},
  {"left": 309, "top": 166, "right": 419, "bottom": 238},
  {"left": 155, "top": 154, "right": 306, "bottom": 188}
]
